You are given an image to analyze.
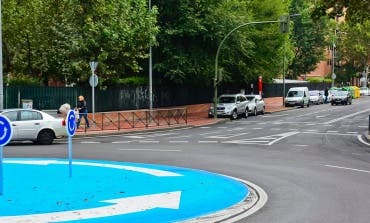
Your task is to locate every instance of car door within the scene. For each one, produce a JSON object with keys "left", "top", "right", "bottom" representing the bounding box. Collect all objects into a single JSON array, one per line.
[
  {"left": 255, "top": 96, "right": 263, "bottom": 112},
  {"left": 237, "top": 96, "right": 246, "bottom": 114},
  {"left": 1, "top": 111, "right": 19, "bottom": 140},
  {"left": 16, "top": 110, "right": 43, "bottom": 140}
]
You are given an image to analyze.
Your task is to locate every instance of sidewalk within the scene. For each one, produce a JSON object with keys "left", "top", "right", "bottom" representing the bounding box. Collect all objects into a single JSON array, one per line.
[{"left": 75, "top": 97, "right": 289, "bottom": 136}]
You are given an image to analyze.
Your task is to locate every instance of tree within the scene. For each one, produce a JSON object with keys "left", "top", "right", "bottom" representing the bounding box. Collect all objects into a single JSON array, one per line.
[
  {"left": 150, "top": 0, "right": 289, "bottom": 86},
  {"left": 313, "top": 0, "right": 370, "bottom": 25},
  {"left": 2, "top": 0, "right": 158, "bottom": 86},
  {"left": 289, "top": 0, "right": 329, "bottom": 79}
]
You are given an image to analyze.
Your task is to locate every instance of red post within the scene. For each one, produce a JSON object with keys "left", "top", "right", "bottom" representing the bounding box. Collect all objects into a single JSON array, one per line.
[{"left": 258, "top": 76, "right": 263, "bottom": 96}]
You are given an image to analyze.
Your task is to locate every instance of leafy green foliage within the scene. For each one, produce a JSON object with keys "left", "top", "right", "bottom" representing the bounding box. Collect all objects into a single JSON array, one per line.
[
  {"left": 289, "top": 0, "right": 328, "bottom": 78},
  {"left": 151, "top": 0, "right": 289, "bottom": 86},
  {"left": 7, "top": 74, "right": 41, "bottom": 86},
  {"left": 2, "top": 0, "right": 158, "bottom": 86}
]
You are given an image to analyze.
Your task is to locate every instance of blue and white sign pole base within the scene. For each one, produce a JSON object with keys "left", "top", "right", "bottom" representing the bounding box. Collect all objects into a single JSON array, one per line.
[
  {"left": 66, "top": 110, "right": 77, "bottom": 178},
  {"left": 0, "top": 115, "right": 14, "bottom": 195},
  {"left": 68, "top": 136, "right": 72, "bottom": 177},
  {"left": 0, "top": 146, "right": 3, "bottom": 195}
]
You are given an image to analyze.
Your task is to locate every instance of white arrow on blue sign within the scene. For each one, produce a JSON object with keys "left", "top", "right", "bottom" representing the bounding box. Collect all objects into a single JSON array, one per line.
[
  {"left": 0, "top": 115, "right": 13, "bottom": 146},
  {"left": 66, "top": 110, "right": 76, "bottom": 136}
]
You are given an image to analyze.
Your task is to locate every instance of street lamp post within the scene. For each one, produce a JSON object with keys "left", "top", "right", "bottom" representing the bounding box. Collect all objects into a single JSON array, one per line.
[
  {"left": 213, "top": 20, "right": 281, "bottom": 119},
  {"left": 148, "top": 0, "right": 153, "bottom": 113}
]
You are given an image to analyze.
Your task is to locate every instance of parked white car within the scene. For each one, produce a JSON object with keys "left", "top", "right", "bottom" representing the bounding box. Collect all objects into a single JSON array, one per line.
[
  {"left": 245, "top": 94, "right": 265, "bottom": 116},
  {"left": 360, "top": 87, "right": 370, "bottom": 96},
  {"left": 0, "top": 109, "right": 67, "bottom": 144},
  {"left": 309, "top": 90, "right": 324, "bottom": 105},
  {"left": 208, "top": 94, "right": 249, "bottom": 120},
  {"left": 285, "top": 87, "right": 310, "bottom": 108}
]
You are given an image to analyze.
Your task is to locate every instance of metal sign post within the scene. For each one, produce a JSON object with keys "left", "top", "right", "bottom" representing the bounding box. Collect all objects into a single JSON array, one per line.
[
  {"left": 66, "top": 110, "right": 76, "bottom": 178},
  {"left": 89, "top": 61, "right": 98, "bottom": 125},
  {"left": 0, "top": 115, "right": 13, "bottom": 195}
]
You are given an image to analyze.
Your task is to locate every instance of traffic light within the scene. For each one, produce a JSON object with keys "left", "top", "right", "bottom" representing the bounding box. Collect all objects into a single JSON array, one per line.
[{"left": 280, "top": 15, "right": 289, "bottom": 33}]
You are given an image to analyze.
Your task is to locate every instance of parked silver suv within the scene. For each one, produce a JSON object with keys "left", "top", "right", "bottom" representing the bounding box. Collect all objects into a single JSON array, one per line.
[{"left": 208, "top": 94, "right": 249, "bottom": 120}]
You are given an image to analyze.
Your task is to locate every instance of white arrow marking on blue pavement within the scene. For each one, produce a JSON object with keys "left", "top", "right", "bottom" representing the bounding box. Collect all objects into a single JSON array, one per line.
[
  {"left": 0, "top": 127, "right": 7, "bottom": 141},
  {"left": 0, "top": 191, "right": 181, "bottom": 223},
  {"left": 4, "top": 160, "right": 182, "bottom": 177}
]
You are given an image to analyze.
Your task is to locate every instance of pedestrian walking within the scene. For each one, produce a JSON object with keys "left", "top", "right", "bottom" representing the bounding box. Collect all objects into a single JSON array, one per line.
[
  {"left": 324, "top": 87, "right": 329, "bottom": 103},
  {"left": 76, "top": 95, "right": 90, "bottom": 128}
]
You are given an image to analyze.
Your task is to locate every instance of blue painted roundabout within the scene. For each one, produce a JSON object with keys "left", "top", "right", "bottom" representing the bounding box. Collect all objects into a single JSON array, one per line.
[{"left": 0, "top": 158, "right": 249, "bottom": 223}]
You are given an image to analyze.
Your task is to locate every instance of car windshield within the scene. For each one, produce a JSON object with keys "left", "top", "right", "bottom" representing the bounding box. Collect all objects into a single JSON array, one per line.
[
  {"left": 287, "top": 91, "right": 303, "bottom": 97},
  {"left": 334, "top": 91, "right": 348, "bottom": 96},
  {"left": 246, "top": 96, "right": 255, "bottom": 101},
  {"left": 219, "top": 96, "right": 236, "bottom": 103},
  {"left": 309, "top": 91, "right": 319, "bottom": 96}
]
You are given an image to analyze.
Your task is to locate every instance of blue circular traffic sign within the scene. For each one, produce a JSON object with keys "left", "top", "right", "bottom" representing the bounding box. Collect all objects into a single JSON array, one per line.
[
  {"left": 66, "top": 110, "right": 76, "bottom": 136},
  {"left": 0, "top": 115, "right": 13, "bottom": 146}
]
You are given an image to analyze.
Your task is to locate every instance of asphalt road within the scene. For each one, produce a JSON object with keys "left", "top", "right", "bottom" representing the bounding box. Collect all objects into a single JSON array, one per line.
[{"left": 5, "top": 96, "right": 370, "bottom": 223}]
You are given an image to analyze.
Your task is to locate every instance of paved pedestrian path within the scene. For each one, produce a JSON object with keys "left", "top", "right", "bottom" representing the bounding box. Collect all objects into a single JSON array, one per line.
[{"left": 75, "top": 97, "right": 289, "bottom": 136}]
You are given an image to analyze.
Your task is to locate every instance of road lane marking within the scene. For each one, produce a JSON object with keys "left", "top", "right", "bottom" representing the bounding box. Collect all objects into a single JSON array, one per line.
[
  {"left": 119, "top": 149, "right": 182, "bottom": 152},
  {"left": 200, "top": 131, "right": 222, "bottom": 136},
  {"left": 325, "top": 165, "right": 370, "bottom": 174},
  {"left": 223, "top": 131, "right": 299, "bottom": 146},
  {"left": 294, "top": 144, "right": 308, "bottom": 147},
  {"left": 324, "top": 108, "right": 370, "bottom": 124},
  {"left": 169, "top": 141, "right": 189, "bottom": 144},
  {"left": 327, "top": 131, "right": 338, "bottom": 133},
  {"left": 112, "top": 141, "right": 132, "bottom": 144},
  {"left": 80, "top": 141, "right": 101, "bottom": 144},
  {"left": 346, "top": 132, "right": 358, "bottom": 134},
  {"left": 167, "top": 135, "right": 191, "bottom": 139},
  {"left": 138, "top": 140, "right": 160, "bottom": 144},
  {"left": 198, "top": 140, "right": 218, "bottom": 143},
  {"left": 358, "top": 135, "right": 370, "bottom": 146},
  {"left": 207, "top": 132, "right": 249, "bottom": 139}
]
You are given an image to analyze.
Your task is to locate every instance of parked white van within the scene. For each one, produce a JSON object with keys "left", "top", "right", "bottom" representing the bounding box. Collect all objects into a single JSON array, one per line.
[{"left": 285, "top": 87, "right": 310, "bottom": 108}]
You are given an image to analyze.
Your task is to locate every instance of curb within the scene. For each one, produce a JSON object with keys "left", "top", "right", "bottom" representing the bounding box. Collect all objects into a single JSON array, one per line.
[{"left": 73, "top": 118, "right": 229, "bottom": 138}]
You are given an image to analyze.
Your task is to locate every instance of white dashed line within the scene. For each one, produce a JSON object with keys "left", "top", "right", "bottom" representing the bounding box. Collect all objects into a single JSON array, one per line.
[
  {"left": 294, "top": 144, "right": 308, "bottom": 147},
  {"left": 112, "top": 141, "right": 132, "bottom": 144},
  {"left": 169, "top": 141, "right": 189, "bottom": 144},
  {"left": 118, "top": 149, "right": 181, "bottom": 152},
  {"left": 198, "top": 141, "right": 218, "bottom": 144},
  {"left": 325, "top": 164, "right": 370, "bottom": 174},
  {"left": 138, "top": 140, "right": 160, "bottom": 144},
  {"left": 327, "top": 131, "right": 338, "bottom": 133},
  {"left": 80, "top": 141, "right": 101, "bottom": 144}
]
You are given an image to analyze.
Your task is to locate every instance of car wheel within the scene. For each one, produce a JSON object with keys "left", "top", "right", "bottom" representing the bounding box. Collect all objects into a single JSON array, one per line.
[
  {"left": 208, "top": 114, "right": 214, "bottom": 118},
  {"left": 307, "top": 102, "right": 309, "bottom": 107},
  {"left": 244, "top": 108, "right": 249, "bottom": 118},
  {"left": 230, "top": 110, "right": 238, "bottom": 120},
  {"left": 37, "top": 129, "right": 55, "bottom": 145},
  {"left": 253, "top": 108, "right": 257, "bottom": 116},
  {"left": 331, "top": 103, "right": 334, "bottom": 106},
  {"left": 261, "top": 107, "right": 265, "bottom": 115}
]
